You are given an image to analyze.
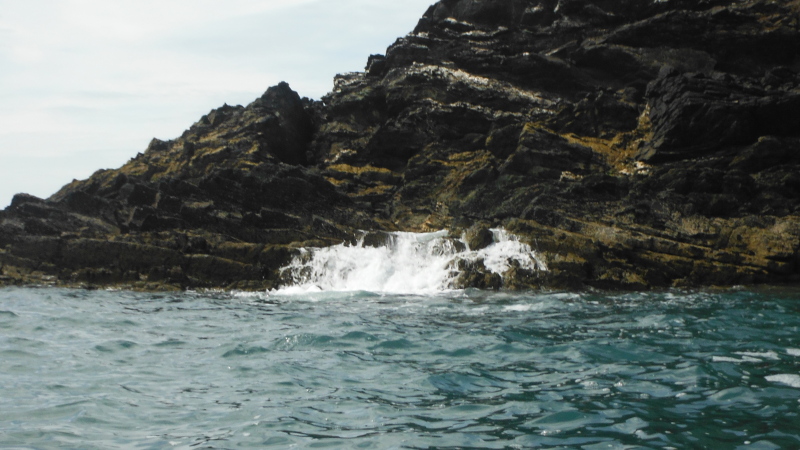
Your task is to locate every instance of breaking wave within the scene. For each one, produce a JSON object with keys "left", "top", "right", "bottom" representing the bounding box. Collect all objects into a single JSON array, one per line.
[{"left": 277, "top": 229, "right": 546, "bottom": 295}]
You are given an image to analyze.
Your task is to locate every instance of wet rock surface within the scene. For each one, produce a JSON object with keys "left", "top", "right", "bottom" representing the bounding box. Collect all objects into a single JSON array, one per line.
[{"left": 2, "top": 0, "right": 800, "bottom": 290}]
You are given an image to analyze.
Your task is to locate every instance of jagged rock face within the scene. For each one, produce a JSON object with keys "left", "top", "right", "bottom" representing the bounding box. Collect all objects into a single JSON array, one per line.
[
  {"left": 2, "top": 0, "right": 800, "bottom": 290},
  {"left": 0, "top": 83, "right": 384, "bottom": 290},
  {"left": 311, "top": 0, "right": 800, "bottom": 289}
]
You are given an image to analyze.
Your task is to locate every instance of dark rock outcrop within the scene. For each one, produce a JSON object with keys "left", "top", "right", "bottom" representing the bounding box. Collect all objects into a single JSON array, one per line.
[
  {"left": 464, "top": 224, "right": 493, "bottom": 251},
  {"left": 3, "top": 0, "right": 800, "bottom": 290}
]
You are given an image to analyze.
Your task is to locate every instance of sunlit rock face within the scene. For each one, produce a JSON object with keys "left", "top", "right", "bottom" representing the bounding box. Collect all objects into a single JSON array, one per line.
[{"left": 2, "top": 0, "right": 800, "bottom": 291}]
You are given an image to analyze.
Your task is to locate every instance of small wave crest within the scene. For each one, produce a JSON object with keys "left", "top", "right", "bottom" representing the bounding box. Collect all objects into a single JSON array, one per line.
[{"left": 766, "top": 374, "right": 800, "bottom": 388}]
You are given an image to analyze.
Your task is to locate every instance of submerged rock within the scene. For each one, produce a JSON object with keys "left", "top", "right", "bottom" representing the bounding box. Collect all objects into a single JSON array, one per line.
[
  {"left": 452, "top": 258, "right": 503, "bottom": 291},
  {"left": 3, "top": 0, "right": 800, "bottom": 290}
]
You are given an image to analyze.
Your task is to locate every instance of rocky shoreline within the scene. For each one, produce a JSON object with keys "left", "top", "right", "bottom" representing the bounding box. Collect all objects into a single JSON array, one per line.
[{"left": 2, "top": 0, "right": 799, "bottom": 291}]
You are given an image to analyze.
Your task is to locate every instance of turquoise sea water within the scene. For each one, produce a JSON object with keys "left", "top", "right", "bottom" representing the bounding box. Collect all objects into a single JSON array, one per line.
[{"left": 1, "top": 286, "right": 800, "bottom": 449}]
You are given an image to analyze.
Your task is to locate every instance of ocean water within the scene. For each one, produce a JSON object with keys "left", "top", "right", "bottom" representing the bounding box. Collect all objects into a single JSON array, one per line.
[{"left": 2, "top": 286, "right": 800, "bottom": 449}]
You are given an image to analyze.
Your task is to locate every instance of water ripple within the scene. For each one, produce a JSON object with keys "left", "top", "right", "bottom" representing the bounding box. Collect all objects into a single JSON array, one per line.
[{"left": 1, "top": 287, "right": 800, "bottom": 448}]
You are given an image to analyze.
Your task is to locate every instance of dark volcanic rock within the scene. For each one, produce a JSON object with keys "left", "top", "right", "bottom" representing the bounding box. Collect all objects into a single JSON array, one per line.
[
  {"left": 464, "top": 224, "right": 493, "bottom": 251},
  {"left": 3, "top": 0, "right": 800, "bottom": 290},
  {"left": 638, "top": 72, "right": 800, "bottom": 162},
  {"left": 452, "top": 258, "right": 503, "bottom": 290}
]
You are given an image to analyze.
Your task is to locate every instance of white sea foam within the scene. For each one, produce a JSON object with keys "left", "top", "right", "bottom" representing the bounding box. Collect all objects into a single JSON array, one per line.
[
  {"left": 503, "top": 304, "right": 537, "bottom": 312},
  {"left": 735, "top": 351, "right": 780, "bottom": 361},
  {"left": 787, "top": 348, "right": 800, "bottom": 357},
  {"left": 712, "top": 356, "right": 762, "bottom": 363},
  {"left": 276, "top": 229, "right": 546, "bottom": 295},
  {"left": 712, "top": 351, "right": 782, "bottom": 364},
  {"left": 766, "top": 374, "right": 800, "bottom": 388}
]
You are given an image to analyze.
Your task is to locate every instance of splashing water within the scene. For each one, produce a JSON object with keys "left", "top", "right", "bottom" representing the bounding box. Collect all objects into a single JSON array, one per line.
[{"left": 277, "top": 229, "right": 546, "bottom": 294}]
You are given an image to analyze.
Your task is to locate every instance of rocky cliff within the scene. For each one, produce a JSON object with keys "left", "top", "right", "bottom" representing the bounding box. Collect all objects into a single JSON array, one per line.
[{"left": 2, "top": 0, "right": 800, "bottom": 291}]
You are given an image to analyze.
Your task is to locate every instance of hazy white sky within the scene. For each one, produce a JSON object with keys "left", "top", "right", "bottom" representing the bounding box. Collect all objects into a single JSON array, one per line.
[{"left": 0, "top": 0, "right": 434, "bottom": 207}]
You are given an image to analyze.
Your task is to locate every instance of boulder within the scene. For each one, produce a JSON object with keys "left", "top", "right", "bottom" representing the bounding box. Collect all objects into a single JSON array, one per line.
[{"left": 463, "top": 225, "right": 493, "bottom": 251}]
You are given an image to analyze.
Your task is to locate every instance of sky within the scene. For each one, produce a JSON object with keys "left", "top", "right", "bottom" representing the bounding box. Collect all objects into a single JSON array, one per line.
[{"left": 0, "top": 0, "right": 435, "bottom": 208}]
